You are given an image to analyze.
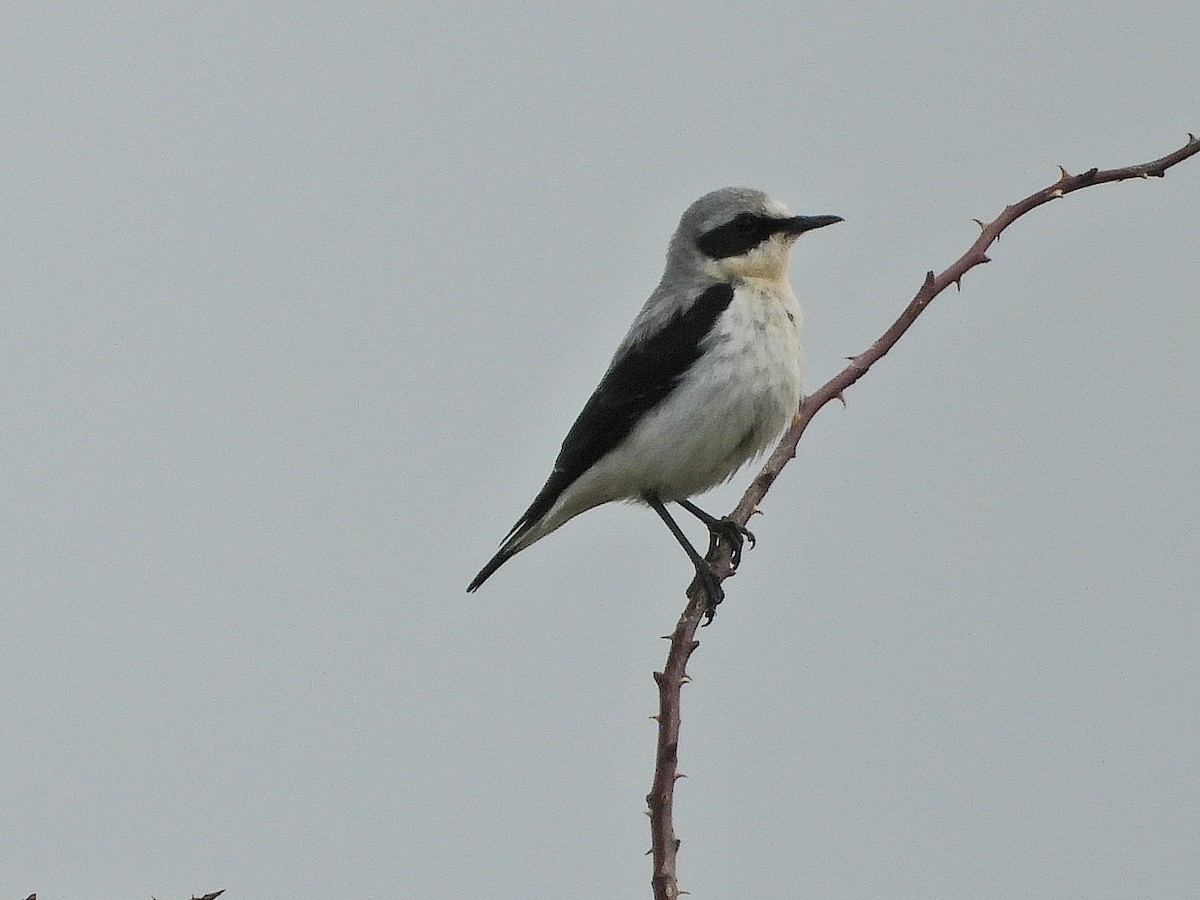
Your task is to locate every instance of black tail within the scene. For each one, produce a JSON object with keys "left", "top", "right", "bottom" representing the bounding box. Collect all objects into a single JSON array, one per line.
[
  {"left": 466, "top": 466, "right": 577, "bottom": 592},
  {"left": 467, "top": 507, "right": 544, "bottom": 592},
  {"left": 466, "top": 541, "right": 521, "bottom": 592}
]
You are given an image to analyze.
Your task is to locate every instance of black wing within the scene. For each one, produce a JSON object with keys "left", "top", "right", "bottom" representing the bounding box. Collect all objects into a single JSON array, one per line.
[
  {"left": 516, "top": 282, "right": 735, "bottom": 530},
  {"left": 467, "top": 283, "right": 734, "bottom": 593}
]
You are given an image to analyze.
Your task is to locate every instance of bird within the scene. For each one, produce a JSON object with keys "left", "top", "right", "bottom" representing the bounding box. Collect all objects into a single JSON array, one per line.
[{"left": 467, "top": 187, "right": 841, "bottom": 617}]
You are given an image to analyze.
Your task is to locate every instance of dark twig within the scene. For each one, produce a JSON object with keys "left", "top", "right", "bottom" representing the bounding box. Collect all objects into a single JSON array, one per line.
[{"left": 646, "top": 133, "right": 1200, "bottom": 899}]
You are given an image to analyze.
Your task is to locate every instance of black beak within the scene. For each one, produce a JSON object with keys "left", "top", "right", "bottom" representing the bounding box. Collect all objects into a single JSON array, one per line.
[{"left": 782, "top": 214, "right": 843, "bottom": 235}]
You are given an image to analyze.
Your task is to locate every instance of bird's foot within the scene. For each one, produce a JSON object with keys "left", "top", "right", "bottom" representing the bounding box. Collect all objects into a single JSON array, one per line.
[
  {"left": 694, "top": 561, "right": 725, "bottom": 626},
  {"left": 706, "top": 518, "right": 757, "bottom": 570}
]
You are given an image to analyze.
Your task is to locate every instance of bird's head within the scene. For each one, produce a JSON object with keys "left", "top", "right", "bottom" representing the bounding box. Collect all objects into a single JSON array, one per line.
[{"left": 670, "top": 187, "right": 841, "bottom": 283}]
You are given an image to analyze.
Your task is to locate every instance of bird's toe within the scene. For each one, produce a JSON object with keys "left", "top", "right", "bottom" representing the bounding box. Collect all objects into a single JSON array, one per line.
[
  {"left": 695, "top": 563, "right": 725, "bottom": 626},
  {"left": 710, "top": 517, "right": 756, "bottom": 569}
]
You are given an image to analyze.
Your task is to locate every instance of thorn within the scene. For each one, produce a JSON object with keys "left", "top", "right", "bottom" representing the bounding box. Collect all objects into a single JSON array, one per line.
[
  {"left": 675, "top": 772, "right": 688, "bottom": 780},
  {"left": 1189, "top": 132, "right": 1197, "bottom": 143},
  {"left": 660, "top": 634, "right": 672, "bottom": 640},
  {"left": 650, "top": 714, "right": 659, "bottom": 721},
  {"left": 979, "top": 255, "right": 991, "bottom": 264},
  {"left": 1057, "top": 165, "right": 1072, "bottom": 182},
  {"left": 953, "top": 276, "right": 962, "bottom": 292},
  {"left": 645, "top": 847, "right": 653, "bottom": 855},
  {"left": 680, "top": 674, "right": 692, "bottom": 684},
  {"left": 971, "top": 218, "right": 986, "bottom": 231},
  {"left": 835, "top": 391, "right": 847, "bottom": 407}
]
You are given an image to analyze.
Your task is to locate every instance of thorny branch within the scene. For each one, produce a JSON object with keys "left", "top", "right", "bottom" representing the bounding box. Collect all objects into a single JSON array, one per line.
[{"left": 646, "top": 133, "right": 1200, "bottom": 900}]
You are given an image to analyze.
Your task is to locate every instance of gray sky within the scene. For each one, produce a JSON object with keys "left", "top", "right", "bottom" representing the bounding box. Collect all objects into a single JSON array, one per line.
[{"left": 3, "top": 3, "right": 1198, "bottom": 898}]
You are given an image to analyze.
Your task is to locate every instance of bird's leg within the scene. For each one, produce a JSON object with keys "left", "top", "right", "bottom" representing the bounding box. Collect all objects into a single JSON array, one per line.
[
  {"left": 645, "top": 493, "right": 725, "bottom": 622},
  {"left": 675, "top": 498, "right": 756, "bottom": 571}
]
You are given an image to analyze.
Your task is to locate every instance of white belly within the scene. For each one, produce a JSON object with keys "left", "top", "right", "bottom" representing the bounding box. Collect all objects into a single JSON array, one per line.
[
  {"left": 633, "top": 279, "right": 804, "bottom": 497},
  {"left": 552, "top": 279, "right": 804, "bottom": 520}
]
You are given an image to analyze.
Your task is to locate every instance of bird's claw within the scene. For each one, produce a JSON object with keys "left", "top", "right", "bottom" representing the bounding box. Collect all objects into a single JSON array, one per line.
[
  {"left": 706, "top": 517, "right": 756, "bottom": 570},
  {"left": 695, "top": 562, "right": 725, "bottom": 626}
]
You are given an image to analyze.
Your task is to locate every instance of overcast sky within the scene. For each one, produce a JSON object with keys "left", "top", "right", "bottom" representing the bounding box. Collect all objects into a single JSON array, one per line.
[{"left": 3, "top": 3, "right": 1198, "bottom": 898}]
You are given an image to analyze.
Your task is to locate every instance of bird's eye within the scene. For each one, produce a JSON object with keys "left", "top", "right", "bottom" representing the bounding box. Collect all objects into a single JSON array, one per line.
[
  {"left": 733, "top": 214, "right": 759, "bottom": 234},
  {"left": 696, "top": 212, "right": 773, "bottom": 259}
]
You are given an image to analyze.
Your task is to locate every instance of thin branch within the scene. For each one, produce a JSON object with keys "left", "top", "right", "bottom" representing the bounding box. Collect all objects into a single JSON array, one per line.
[{"left": 646, "top": 133, "right": 1200, "bottom": 900}]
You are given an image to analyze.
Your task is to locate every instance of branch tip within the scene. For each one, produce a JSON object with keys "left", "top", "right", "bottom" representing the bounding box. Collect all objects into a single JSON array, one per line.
[{"left": 647, "top": 135, "right": 1200, "bottom": 897}]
